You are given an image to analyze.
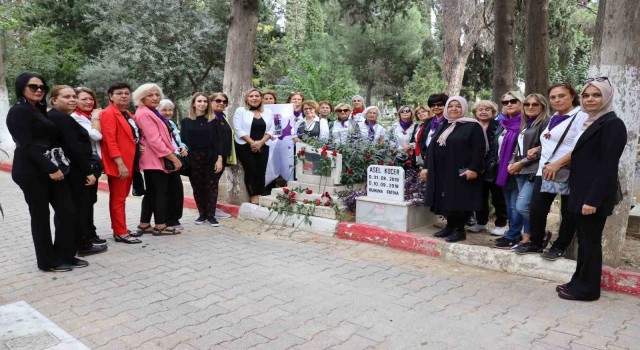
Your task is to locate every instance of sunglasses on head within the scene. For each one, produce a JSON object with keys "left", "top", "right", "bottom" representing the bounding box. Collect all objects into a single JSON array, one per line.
[
  {"left": 523, "top": 102, "right": 540, "bottom": 107},
  {"left": 585, "top": 76, "right": 611, "bottom": 86},
  {"left": 213, "top": 99, "right": 228, "bottom": 105},
  {"left": 501, "top": 98, "right": 519, "bottom": 106},
  {"left": 27, "top": 84, "right": 48, "bottom": 92},
  {"left": 336, "top": 109, "right": 350, "bottom": 113}
]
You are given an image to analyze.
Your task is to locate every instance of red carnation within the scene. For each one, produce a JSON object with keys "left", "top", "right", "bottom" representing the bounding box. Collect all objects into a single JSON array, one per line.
[
  {"left": 303, "top": 199, "right": 309, "bottom": 204},
  {"left": 408, "top": 150, "right": 414, "bottom": 156},
  {"left": 406, "top": 160, "right": 413, "bottom": 166},
  {"left": 321, "top": 150, "right": 328, "bottom": 156},
  {"left": 306, "top": 188, "right": 313, "bottom": 194},
  {"left": 347, "top": 168, "right": 354, "bottom": 174},
  {"left": 289, "top": 191, "right": 296, "bottom": 198},
  {"left": 388, "top": 161, "right": 394, "bottom": 166},
  {"left": 315, "top": 199, "right": 322, "bottom": 205},
  {"left": 365, "top": 153, "right": 372, "bottom": 159},
  {"left": 322, "top": 145, "right": 329, "bottom": 151},
  {"left": 332, "top": 150, "right": 338, "bottom": 156},
  {"left": 282, "top": 187, "right": 289, "bottom": 194},
  {"left": 289, "top": 198, "right": 296, "bottom": 204},
  {"left": 324, "top": 202, "right": 331, "bottom": 207},
  {"left": 297, "top": 150, "right": 305, "bottom": 156}
]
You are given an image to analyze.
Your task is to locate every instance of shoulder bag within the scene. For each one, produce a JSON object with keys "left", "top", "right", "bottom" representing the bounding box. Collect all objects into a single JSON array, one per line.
[{"left": 540, "top": 113, "right": 577, "bottom": 195}]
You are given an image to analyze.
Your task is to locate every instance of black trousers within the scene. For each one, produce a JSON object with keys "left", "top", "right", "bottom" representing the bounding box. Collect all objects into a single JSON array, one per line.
[
  {"left": 88, "top": 181, "right": 99, "bottom": 239},
  {"left": 166, "top": 170, "right": 184, "bottom": 225},
  {"left": 13, "top": 171, "right": 76, "bottom": 269},
  {"left": 189, "top": 149, "right": 217, "bottom": 218},
  {"left": 236, "top": 142, "right": 269, "bottom": 197},
  {"left": 140, "top": 169, "right": 170, "bottom": 224},
  {"left": 568, "top": 213, "right": 607, "bottom": 300},
  {"left": 476, "top": 180, "right": 508, "bottom": 227},
  {"left": 529, "top": 176, "right": 576, "bottom": 250},
  {"left": 446, "top": 211, "right": 467, "bottom": 230},
  {"left": 55, "top": 169, "right": 93, "bottom": 249}
]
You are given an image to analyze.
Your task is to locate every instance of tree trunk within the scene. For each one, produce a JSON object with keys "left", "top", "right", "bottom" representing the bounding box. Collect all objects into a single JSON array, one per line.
[
  {"left": 491, "top": 0, "right": 516, "bottom": 105},
  {"left": 446, "top": 56, "right": 470, "bottom": 97},
  {"left": 222, "top": 0, "right": 259, "bottom": 205},
  {"left": 365, "top": 79, "right": 374, "bottom": 106},
  {"left": 588, "top": 0, "right": 640, "bottom": 267},
  {"left": 0, "top": 39, "right": 15, "bottom": 162},
  {"left": 523, "top": 0, "right": 549, "bottom": 96}
]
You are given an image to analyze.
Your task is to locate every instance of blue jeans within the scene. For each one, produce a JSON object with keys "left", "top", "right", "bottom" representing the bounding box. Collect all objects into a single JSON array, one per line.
[
  {"left": 516, "top": 175, "right": 534, "bottom": 234},
  {"left": 502, "top": 186, "right": 523, "bottom": 240}
]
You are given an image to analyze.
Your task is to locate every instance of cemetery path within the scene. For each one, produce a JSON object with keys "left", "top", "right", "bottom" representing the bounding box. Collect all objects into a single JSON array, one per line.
[{"left": 1, "top": 171, "right": 639, "bottom": 350}]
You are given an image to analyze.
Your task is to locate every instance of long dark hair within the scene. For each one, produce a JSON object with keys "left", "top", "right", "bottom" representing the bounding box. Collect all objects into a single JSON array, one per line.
[{"left": 15, "top": 72, "right": 48, "bottom": 114}]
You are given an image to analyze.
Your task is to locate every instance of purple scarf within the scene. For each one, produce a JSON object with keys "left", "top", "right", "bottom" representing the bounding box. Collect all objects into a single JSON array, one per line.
[
  {"left": 548, "top": 114, "right": 571, "bottom": 131},
  {"left": 399, "top": 119, "right": 413, "bottom": 133},
  {"left": 496, "top": 113, "right": 522, "bottom": 187},
  {"left": 214, "top": 111, "right": 225, "bottom": 120},
  {"left": 293, "top": 110, "right": 302, "bottom": 121},
  {"left": 364, "top": 120, "right": 376, "bottom": 140},
  {"left": 149, "top": 107, "right": 171, "bottom": 126},
  {"left": 430, "top": 116, "right": 445, "bottom": 132},
  {"left": 526, "top": 117, "right": 534, "bottom": 128}
]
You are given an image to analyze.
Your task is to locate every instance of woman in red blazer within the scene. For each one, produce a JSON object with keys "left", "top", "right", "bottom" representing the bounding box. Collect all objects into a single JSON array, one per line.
[{"left": 100, "top": 82, "right": 141, "bottom": 244}]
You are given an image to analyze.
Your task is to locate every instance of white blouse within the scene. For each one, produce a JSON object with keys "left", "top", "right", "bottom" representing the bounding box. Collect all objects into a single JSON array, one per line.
[
  {"left": 233, "top": 107, "right": 275, "bottom": 145},
  {"left": 536, "top": 106, "right": 589, "bottom": 176},
  {"left": 358, "top": 121, "right": 386, "bottom": 144},
  {"left": 388, "top": 122, "right": 418, "bottom": 150},
  {"left": 70, "top": 112, "right": 103, "bottom": 157},
  {"left": 331, "top": 119, "right": 356, "bottom": 145}
]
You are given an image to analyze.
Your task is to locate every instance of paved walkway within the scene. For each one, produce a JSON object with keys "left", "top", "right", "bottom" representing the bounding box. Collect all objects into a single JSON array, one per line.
[{"left": 1, "top": 171, "right": 639, "bottom": 350}]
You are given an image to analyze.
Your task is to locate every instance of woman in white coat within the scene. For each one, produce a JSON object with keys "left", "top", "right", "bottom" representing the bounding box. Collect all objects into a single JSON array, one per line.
[{"left": 233, "top": 88, "right": 275, "bottom": 204}]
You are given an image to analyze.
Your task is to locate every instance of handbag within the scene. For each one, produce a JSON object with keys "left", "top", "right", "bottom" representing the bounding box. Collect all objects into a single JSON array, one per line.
[
  {"left": 132, "top": 171, "right": 145, "bottom": 196},
  {"left": 44, "top": 147, "right": 70, "bottom": 175},
  {"left": 164, "top": 156, "right": 183, "bottom": 172},
  {"left": 88, "top": 153, "right": 103, "bottom": 179},
  {"left": 227, "top": 139, "right": 238, "bottom": 166},
  {"left": 540, "top": 113, "right": 577, "bottom": 194}
]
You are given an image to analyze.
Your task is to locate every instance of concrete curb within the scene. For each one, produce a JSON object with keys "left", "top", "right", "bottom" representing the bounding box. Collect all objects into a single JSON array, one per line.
[
  {"left": 238, "top": 203, "right": 337, "bottom": 237},
  {"left": 0, "top": 162, "right": 240, "bottom": 217},
  {"left": 337, "top": 221, "right": 640, "bottom": 297}
]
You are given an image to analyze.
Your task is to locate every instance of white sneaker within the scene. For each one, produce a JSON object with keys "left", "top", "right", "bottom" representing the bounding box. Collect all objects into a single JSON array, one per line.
[
  {"left": 467, "top": 224, "right": 487, "bottom": 233},
  {"left": 215, "top": 208, "right": 232, "bottom": 219},
  {"left": 490, "top": 226, "right": 507, "bottom": 236}
]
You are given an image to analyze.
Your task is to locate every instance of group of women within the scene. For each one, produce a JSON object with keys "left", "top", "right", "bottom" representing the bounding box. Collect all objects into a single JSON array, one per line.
[
  {"left": 6, "top": 71, "right": 627, "bottom": 301},
  {"left": 419, "top": 80, "right": 626, "bottom": 301}
]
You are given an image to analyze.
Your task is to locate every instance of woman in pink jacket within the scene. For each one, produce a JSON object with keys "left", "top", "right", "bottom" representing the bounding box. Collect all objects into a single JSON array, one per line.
[{"left": 133, "top": 83, "right": 182, "bottom": 236}]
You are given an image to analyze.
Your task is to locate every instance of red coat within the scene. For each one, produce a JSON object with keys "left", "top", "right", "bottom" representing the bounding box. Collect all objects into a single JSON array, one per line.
[{"left": 100, "top": 103, "right": 137, "bottom": 176}]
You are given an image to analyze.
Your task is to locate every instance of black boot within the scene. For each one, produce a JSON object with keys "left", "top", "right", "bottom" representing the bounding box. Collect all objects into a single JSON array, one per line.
[
  {"left": 445, "top": 228, "right": 467, "bottom": 243},
  {"left": 434, "top": 227, "right": 453, "bottom": 238}
]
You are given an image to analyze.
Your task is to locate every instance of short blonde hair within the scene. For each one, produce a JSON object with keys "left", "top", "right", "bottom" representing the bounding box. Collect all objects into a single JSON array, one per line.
[
  {"left": 243, "top": 88, "right": 263, "bottom": 112},
  {"left": 132, "top": 83, "right": 164, "bottom": 107},
  {"left": 502, "top": 90, "right": 525, "bottom": 104},
  {"left": 334, "top": 103, "right": 351, "bottom": 112},
  {"left": 471, "top": 100, "right": 498, "bottom": 117}
]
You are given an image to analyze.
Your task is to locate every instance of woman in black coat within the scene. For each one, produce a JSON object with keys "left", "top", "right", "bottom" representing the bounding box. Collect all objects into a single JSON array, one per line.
[
  {"left": 557, "top": 78, "right": 626, "bottom": 301},
  {"left": 424, "top": 96, "right": 487, "bottom": 243},
  {"left": 48, "top": 85, "right": 105, "bottom": 259},
  {"left": 6, "top": 73, "right": 77, "bottom": 272}
]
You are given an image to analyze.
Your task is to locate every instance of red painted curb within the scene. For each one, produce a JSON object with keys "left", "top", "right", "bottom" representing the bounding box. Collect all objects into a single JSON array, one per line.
[
  {"left": 0, "top": 162, "right": 12, "bottom": 172},
  {"left": 602, "top": 267, "right": 640, "bottom": 297},
  {"left": 337, "top": 222, "right": 441, "bottom": 257}
]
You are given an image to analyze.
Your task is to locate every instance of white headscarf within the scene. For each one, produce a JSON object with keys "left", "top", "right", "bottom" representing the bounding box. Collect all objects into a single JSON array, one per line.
[
  {"left": 580, "top": 79, "right": 614, "bottom": 131},
  {"left": 436, "top": 96, "right": 488, "bottom": 150}
]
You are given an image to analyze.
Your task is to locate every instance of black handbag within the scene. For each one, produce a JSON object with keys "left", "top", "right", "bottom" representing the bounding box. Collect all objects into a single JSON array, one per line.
[
  {"left": 44, "top": 147, "right": 70, "bottom": 175},
  {"left": 132, "top": 171, "right": 145, "bottom": 196},
  {"left": 88, "top": 153, "right": 103, "bottom": 179}
]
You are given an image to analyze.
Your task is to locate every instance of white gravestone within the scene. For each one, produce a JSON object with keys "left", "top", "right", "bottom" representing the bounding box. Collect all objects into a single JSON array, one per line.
[{"left": 367, "top": 165, "right": 404, "bottom": 202}]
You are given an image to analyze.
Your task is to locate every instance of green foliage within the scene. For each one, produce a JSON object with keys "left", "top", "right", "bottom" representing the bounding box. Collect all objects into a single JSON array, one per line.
[{"left": 402, "top": 57, "right": 445, "bottom": 105}]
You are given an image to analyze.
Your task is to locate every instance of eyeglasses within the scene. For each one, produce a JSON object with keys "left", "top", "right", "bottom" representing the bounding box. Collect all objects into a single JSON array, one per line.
[
  {"left": 213, "top": 99, "right": 228, "bottom": 105},
  {"left": 303, "top": 108, "right": 314, "bottom": 111},
  {"left": 27, "top": 84, "right": 48, "bottom": 92},
  {"left": 501, "top": 98, "right": 520, "bottom": 106},
  {"left": 523, "top": 102, "right": 540, "bottom": 107},
  {"left": 429, "top": 103, "right": 444, "bottom": 108},
  {"left": 336, "top": 109, "right": 350, "bottom": 113},
  {"left": 112, "top": 92, "right": 131, "bottom": 96},
  {"left": 585, "top": 76, "right": 611, "bottom": 86},
  {"left": 400, "top": 109, "right": 411, "bottom": 113}
]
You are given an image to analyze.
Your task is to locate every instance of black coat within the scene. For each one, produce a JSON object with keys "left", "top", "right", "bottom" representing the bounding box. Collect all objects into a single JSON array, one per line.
[
  {"left": 416, "top": 119, "right": 433, "bottom": 163},
  {"left": 48, "top": 108, "right": 93, "bottom": 178},
  {"left": 424, "top": 121, "right": 486, "bottom": 213},
  {"left": 568, "top": 112, "right": 626, "bottom": 217}
]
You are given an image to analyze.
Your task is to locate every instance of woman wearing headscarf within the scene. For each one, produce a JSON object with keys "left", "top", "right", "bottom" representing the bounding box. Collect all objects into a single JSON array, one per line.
[
  {"left": 425, "top": 96, "right": 487, "bottom": 243},
  {"left": 7, "top": 73, "right": 77, "bottom": 272},
  {"left": 556, "top": 78, "right": 626, "bottom": 301},
  {"left": 494, "top": 91, "right": 526, "bottom": 249},
  {"left": 351, "top": 95, "right": 366, "bottom": 123},
  {"left": 358, "top": 106, "right": 385, "bottom": 145}
]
